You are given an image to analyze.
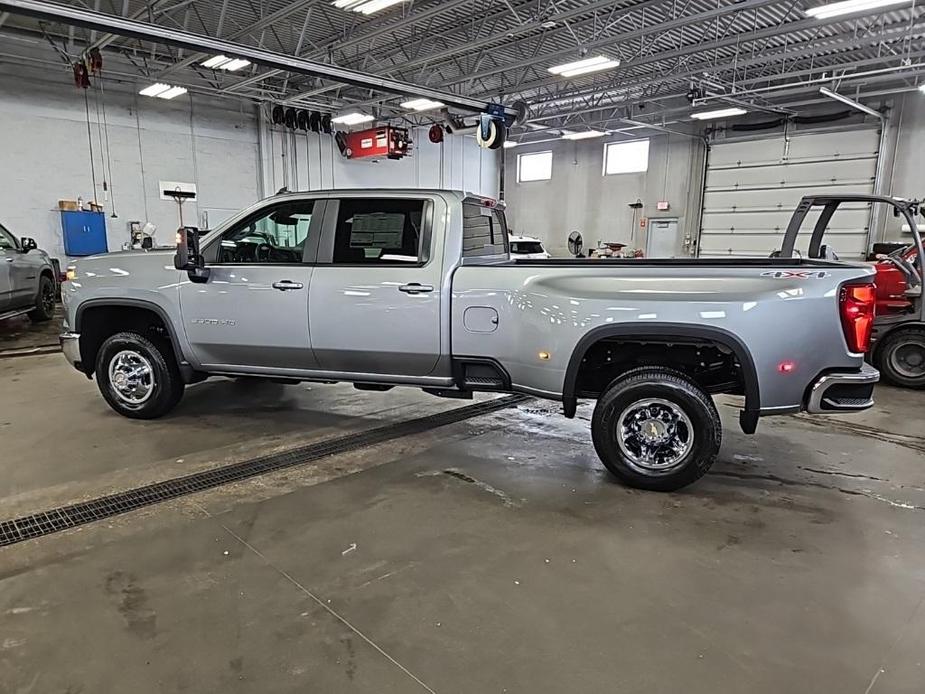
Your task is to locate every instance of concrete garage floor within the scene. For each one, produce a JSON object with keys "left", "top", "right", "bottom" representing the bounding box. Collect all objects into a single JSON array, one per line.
[
  {"left": 2, "top": 356, "right": 925, "bottom": 693},
  {"left": 0, "top": 307, "right": 63, "bottom": 357}
]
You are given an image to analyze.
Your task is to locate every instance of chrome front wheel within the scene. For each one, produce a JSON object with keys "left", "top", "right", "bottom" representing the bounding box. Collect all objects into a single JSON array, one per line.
[
  {"left": 108, "top": 350, "right": 156, "bottom": 406},
  {"left": 96, "top": 331, "right": 185, "bottom": 419}
]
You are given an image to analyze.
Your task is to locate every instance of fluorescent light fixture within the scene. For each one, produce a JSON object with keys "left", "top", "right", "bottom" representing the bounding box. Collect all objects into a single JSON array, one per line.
[
  {"left": 690, "top": 107, "right": 747, "bottom": 120},
  {"left": 139, "top": 83, "right": 187, "bottom": 99},
  {"left": 503, "top": 140, "right": 518, "bottom": 148},
  {"left": 139, "top": 83, "right": 170, "bottom": 97},
  {"left": 223, "top": 58, "right": 251, "bottom": 71},
  {"left": 918, "top": 84, "right": 925, "bottom": 94},
  {"left": 548, "top": 55, "right": 620, "bottom": 78},
  {"left": 331, "top": 112, "right": 375, "bottom": 125},
  {"left": 805, "top": 0, "right": 910, "bottom": 19},
  {"left": 201, "top": 55, "right": 251, "bottom": 71},
  {"left": 332, "top": 0, "right": 407, "bottom": 14},
  {"left": 561, "top": 130, "right": 605, "bottom": 140},
  {"left": 202, "top": 55, "right": 229, "bottom": 68},
  {"left": 157, "top": 86, "right": 188, "bottom": 99},
  {"left": 401, "top": 98, "right": 444, "bottom": 111}
]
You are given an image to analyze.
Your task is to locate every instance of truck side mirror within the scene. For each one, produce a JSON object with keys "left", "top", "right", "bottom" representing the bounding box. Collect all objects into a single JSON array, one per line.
[
  {"left": 20, "top": 237, "right": 37, "bottom": 253},
  {"left": 174, "top": 226, "right": 210, "bottom": 283}
]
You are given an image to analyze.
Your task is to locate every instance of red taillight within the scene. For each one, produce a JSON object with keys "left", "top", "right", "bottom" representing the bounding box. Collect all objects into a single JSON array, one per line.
[{"left": 839, "top": 282, "right": 876, "bottom": 353}]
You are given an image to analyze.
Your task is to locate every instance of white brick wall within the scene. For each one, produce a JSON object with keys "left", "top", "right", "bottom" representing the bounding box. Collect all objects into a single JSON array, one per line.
[
  {"left": 0, "top": 63, "right": 500, "bottom": 261},
  {"left": 0, "top": 68, "right": 260, "bottom": 259}
]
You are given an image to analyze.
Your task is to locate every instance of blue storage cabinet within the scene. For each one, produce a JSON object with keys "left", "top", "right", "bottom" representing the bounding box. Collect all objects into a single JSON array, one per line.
[{"left": 61, "top": 211, "right": 108, "bottom": 256}]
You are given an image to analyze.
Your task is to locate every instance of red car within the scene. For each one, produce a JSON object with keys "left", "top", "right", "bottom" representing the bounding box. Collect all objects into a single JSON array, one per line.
[
  {"left": 871, "top": 244, "right": 924, "bottom": 388},
  {"left": 874, "top": 246, "right": 919, "bottom": 316}
]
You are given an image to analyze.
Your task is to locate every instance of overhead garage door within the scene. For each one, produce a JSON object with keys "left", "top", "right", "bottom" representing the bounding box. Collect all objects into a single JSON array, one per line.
[{"left": 699, "top": 128, "right": 879, "bottom": 259}]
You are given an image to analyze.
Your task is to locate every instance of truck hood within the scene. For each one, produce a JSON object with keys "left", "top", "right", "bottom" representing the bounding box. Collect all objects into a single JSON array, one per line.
[
  {"left": 68, "top": 247, "right": 180, "bottom": 284},
  {"left": 80, "top": 247, "right": 176, "bottom": 261}
]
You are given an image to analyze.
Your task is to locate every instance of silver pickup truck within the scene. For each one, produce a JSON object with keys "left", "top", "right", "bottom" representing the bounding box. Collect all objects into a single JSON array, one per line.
[{"left": 60, "top": 189, "right": 879, "bottom": 491}]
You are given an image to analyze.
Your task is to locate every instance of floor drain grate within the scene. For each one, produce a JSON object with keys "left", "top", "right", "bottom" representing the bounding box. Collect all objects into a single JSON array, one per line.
[{"left": 0, "top": 394, "right": 529, "bottom": 547}]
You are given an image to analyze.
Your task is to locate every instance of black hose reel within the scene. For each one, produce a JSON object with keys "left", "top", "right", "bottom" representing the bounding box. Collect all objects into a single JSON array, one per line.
[{"left": 271, "top": 104, "right": 334, "bottom": 133}]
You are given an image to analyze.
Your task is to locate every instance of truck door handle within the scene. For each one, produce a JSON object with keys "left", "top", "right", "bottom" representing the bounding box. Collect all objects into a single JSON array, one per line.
[
  {"left": 398, "top": 283, "right": 434, "bottom": 294},
  {"left": 272, "top": 280, "right": 304, "bottom": 291}
]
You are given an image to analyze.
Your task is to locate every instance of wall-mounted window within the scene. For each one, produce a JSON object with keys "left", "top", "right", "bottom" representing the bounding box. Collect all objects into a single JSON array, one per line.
[
  {"left": 604, "top": 139, "right": 649, "bottom": 175},
  {"left": 517, "top": 151, "right": 553, "bottom": 182}
]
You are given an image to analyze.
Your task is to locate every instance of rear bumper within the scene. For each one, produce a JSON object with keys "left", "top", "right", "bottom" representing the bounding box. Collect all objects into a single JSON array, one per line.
[
  {"left": 805, "top": 363, "right": 879, "bottom": 414},
  {"left": 60, "top": 332, "right": 82, "bottom": 371}
]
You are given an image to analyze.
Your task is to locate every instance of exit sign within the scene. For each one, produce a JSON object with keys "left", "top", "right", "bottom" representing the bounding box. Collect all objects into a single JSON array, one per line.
[{"left": 656, "top": 201, "right": 670, "bottom": 211}]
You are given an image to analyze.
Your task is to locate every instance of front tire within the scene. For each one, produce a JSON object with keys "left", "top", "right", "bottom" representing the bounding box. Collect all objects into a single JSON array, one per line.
[
  {"left": 875, "top": 327, "right": 925, "bottom": 389},
  {"left": 95, "top": 331, "right": 185, "bottom": 419},
  {"left": 27, "top": 276, "right": 55, "bottom": 323},
  {"left": 591, "top": 367, "right": 721, "bottom": 491}
]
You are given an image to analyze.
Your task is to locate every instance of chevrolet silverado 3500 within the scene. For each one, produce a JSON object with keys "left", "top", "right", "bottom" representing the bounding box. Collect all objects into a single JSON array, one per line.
[{"left": 60, "top": 190, "right": 879, "bottom": 491}]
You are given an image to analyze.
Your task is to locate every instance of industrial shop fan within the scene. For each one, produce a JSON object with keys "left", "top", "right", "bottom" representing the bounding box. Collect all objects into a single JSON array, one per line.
[{"left": 568, "top": 230, "right": 584, "bottom": 257}]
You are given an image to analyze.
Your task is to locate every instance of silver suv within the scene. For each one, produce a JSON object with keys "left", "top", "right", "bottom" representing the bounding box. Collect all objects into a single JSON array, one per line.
[{"left": 0, "top": 222, "right": 56, "bottom": 323}]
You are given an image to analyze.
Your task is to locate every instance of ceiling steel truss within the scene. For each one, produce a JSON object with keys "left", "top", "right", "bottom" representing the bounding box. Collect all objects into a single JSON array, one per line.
[{"left": 0, "top": 0, "right": 921, "bottom": 138}]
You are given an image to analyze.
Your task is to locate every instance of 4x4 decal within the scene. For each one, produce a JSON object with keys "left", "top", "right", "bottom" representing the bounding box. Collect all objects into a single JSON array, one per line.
[{"left": 761, "top": 270, "right": 831, "bottom": 279}]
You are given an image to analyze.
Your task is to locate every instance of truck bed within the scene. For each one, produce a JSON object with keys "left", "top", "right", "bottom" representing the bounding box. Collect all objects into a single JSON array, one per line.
[
  {"left": 451, "top": 258, "right": 876, "bottom": 413},
  {"left": 509, "top": 257, "right": 864, "bottom": 268}
]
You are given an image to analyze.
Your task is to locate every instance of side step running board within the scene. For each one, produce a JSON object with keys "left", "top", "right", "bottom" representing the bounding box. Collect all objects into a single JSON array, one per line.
[
  {"left": 454, "top": 357, "right": 512, "bottom": 392},
  {"left": 0, "top": 307, "right": 32, "bottom": 322}
]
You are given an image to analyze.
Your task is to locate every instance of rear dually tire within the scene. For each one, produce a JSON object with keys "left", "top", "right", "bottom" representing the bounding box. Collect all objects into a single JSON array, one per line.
[{"left": 591, "top": 367, "right": 721, "bottom": 492}]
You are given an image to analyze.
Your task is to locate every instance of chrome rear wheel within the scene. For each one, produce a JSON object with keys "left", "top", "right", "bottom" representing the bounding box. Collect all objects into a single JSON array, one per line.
[
  {"left": 591, "top": 367, "right": 721, "bottom": 491},
  {"left": 616, "top": 398, "right": 694, "bottom": 474}
]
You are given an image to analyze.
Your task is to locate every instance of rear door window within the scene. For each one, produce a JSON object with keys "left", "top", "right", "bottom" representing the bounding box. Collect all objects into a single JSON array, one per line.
[{"left": 331, "top": 198, "right": 427, "bottom": 264}]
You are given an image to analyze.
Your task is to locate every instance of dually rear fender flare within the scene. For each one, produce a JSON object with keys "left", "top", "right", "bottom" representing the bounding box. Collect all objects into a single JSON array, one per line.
[{"left": 561, "top": 323, "right": 760, "bottom": 433}]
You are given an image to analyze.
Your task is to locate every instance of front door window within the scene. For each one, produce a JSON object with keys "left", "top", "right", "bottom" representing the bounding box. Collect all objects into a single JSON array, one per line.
[
  {"left": 0, "top": 226, "right": 17, "bottom": 251},
  {"left": 208, "top": 201, "right": 315, "bottom": 264}
]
